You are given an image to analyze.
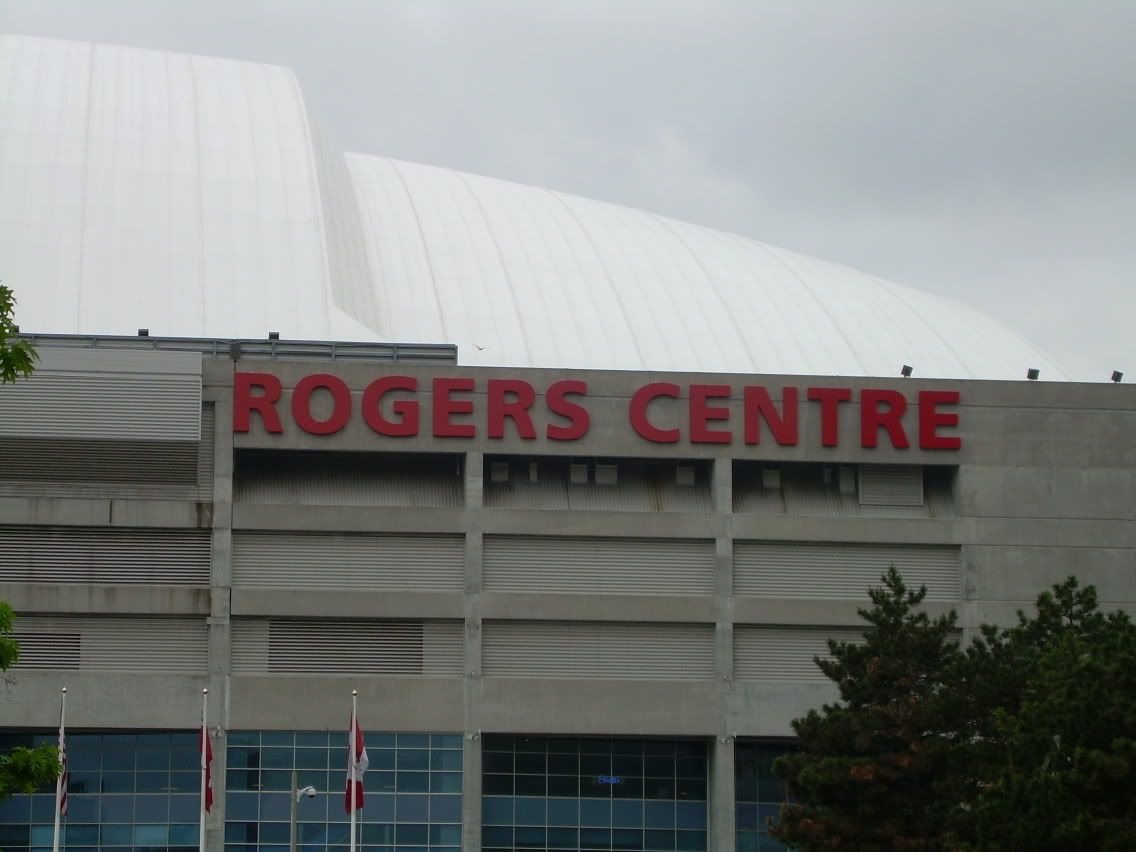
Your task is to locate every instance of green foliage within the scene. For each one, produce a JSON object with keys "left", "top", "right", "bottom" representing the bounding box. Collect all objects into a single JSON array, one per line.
[
  {"left": 0, "top": 603, "right": 61, "bottom": 799},
  {"left": 950, "top": 580, "right": 1136, "bottom": 850},
  {"left": 771, "top": 567, "right": 963, "bottom": 850},
  {"left": 770, "top": 572, "right": 1136, "bottom": 851},
  {"left": 1, "top": 282, "right": 38, "bottom": 383}
]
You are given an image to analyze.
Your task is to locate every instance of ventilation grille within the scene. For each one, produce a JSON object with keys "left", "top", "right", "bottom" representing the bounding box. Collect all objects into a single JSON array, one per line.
[
  {"left": 232, "top": 532, "right": 463, "bottom": 591},
  {"left": 484, "top": 459, "right": 712, "bottom": 513},
  {"left": 0, "top": 349, "right": 202, "bottom": 442},
  {"left": 734, "top": 542, "right": 959, "bottom": 602},
  {"left": 0, "top": 526, "right": 211, "bottom": 585},
  {"left": 11, "top": 616, "right": 207, "bottom": 673},
  {"left": 483, "top": 536, "right": 715, "bottom": 596},
  {"left": 482, "top": 621, "right": 715, "bottom": 680},
  {"left": 859, "top": 465, "right": 924, "bottom": 507},
  {"left": 734, "top": 625, "right": 865, "bottom": 682},
  {"left": 0, "top": 406, "right": 215, "bottom": 500},
  {"left": 230, "top": 619, "right": 463, "bottom": 676},
  {"left": 235, "top": 452, "right": 463, "bottom": 507}
]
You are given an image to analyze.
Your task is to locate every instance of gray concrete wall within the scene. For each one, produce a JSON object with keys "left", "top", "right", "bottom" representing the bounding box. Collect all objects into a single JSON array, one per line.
[{"left": 3, "top": 352, "right": 1135, "bottom": 851}]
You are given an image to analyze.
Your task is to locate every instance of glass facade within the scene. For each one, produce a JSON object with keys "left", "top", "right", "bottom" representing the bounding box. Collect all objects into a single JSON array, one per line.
[
  {"left": 734, "top": 741, "right": 794, "bottom": 852},
  {"left": 0, "top": 730, "right": 202, "bottom": 852},
  {"left": 482, "top": 735, "right": 708, "bottom": 852},
  {"left": 225, "top": 730, "right": 462, "bottom": 852}
]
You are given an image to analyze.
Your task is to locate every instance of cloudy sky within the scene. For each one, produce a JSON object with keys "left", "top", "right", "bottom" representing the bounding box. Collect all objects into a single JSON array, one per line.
[{"left": 3, "top": 0, "right": 1132, "bottom": 381}]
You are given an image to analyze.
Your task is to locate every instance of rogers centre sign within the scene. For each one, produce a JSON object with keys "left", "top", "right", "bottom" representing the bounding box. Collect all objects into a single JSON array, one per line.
[{"left": 233, "top": 373, "right": 962, "bottom": 449}]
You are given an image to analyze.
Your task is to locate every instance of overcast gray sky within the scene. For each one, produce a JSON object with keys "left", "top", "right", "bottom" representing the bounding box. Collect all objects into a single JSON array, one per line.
[{"left": 3, "top": 0, "right": 1132, "bottom": 381}]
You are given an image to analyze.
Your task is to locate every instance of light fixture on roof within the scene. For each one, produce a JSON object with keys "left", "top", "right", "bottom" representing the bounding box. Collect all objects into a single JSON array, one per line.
[
  {"left": 1111, "top": 370, "right": 1123, "bottom": 383},
  {"left": 137, "top": 328, "right": 149, "bottom": 337},
  {"left": 1026, "top": 368, "right": 1040, "bottom": 381},
  {"left": 900, "top": 364, "right": 913, "bottom": 378},
  {"left": 268, "top": 331, "right": 280, "bottom": 340}
]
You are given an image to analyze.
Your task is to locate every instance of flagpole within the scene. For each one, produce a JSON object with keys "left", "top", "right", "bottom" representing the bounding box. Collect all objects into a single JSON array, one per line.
[
  {"left": 199, "top": 688, "right": 208, "bottom": 852},
  {"left": 350, "top": 689, "right": 357, "bottom": 852},
  {"left": 51, "top": 686, "right": 66, "bottom": 852}
]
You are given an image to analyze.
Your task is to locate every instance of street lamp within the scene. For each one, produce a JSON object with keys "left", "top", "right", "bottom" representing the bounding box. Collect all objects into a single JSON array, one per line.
[{"left": 288, "top": 769, "right": 318, "bottom": 852}]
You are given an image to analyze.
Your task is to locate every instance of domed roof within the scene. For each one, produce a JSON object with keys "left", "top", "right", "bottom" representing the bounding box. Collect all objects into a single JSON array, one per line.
[{"left": 0, "top": 34, "right": 1066, "bottom": 380}]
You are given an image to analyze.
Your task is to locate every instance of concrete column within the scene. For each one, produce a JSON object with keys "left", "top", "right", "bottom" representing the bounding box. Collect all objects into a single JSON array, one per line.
[
  {"left": 709, "top": 737, "right": 736, "bottom": 852},
  {"left": 207, "top": 378, "right": 235, "bottom": 851},
  {"left": 710, "top": 458, "right": 736, "bottom": 852},
  {"left": 462, "top": 734, "right": 483, "bottom": 852},
  {"left": 462, "top": 451, "right": 484, "bottom": 851}
]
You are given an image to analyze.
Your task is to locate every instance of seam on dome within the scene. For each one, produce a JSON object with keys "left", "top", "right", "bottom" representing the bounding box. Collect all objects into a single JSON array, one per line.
[
  {"left": 752, "top": 241, "right": 870, "bottom": 376},
  {"left": 285, "top": 67, "right": 333, "bottom": 334},
  {"left": 449, "top": 169, "right": 533, "bottom": 364},
  {"left": 647, "top": 213, "right": 763, "bottom": 372},
  {"left": 864, "top": 273, "right": 974, "bottom": 379},
  {"left": 74, "top": 41, "right": 97, "bottom": 329},
  {"left": 540, "top": 188, "right": 647, "bottom": 368},
  {"left": 186, "top": 54, "right": 207, "bottom": 335},
  {"left": 387, "top": 159, "right": 448, "bottom": 340}
]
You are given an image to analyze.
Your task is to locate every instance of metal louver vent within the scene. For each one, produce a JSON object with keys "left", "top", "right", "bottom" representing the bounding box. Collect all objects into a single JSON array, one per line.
[
  {"left": 11, "top": 616, "right": 207, "bottom": 673},
  {"left": 0, "top": 405, "right": 215, "bottom": 500},
  {"left": 0, "top": 527, "right": 211, "bottom": 585},
  {"left": 230, "top": 619, "right": 463, "bottom": 676},
  {"left": 483, "top": 536, "right": 715, "bottom": 595},
  {"left": 482, "top": 621, "right": 715, "bottom": 680},
  {"left": 232, "top": 533, "right": 463, "bottom": 591},
  {"left": 859, "top": 465, "right": 924, "bottom": 507},
  {"left": 11, "top": 633, "right": 81, "bottom": 670},
  {"left": 734, "top": 541, "right": 959, "bottom": 602},
  {"left": 0, "top": 349, "right": 202, "bottom": 442},
  {"left": 734, "top": 625, "right": 865, "bottom": 682},
  {"left": 235, "top": 452, "right": 462, "bottom": 507}
]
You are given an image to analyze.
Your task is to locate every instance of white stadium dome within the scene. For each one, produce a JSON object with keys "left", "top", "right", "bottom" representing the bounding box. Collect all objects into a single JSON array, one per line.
[{"left": 0, "top": 34, "right": 1065, "bottom": 379}]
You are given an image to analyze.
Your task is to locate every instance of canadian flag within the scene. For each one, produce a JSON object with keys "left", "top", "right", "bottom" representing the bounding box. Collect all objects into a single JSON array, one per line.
[
  {"left": 199, "top": 723, "right": 213, "bottom": 813},
  {"left": 344, "top": 710, "right": 369, "bottom": 813}
]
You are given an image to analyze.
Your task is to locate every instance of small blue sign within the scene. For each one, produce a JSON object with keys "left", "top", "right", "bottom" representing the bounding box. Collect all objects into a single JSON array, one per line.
[{"left": 597, "top": 775, "right": 624, "bottom": 785}]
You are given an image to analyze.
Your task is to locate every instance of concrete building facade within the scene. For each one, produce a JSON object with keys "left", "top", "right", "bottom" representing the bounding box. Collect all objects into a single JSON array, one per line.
[{"left": 2, "top": 336, "right": 1133, "bottom": 851}]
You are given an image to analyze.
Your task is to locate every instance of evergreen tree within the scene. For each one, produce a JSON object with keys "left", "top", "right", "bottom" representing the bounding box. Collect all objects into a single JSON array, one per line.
[
  {"left": 950, "top": 580, "right": 1136, "bottom": 850},
  {"left": 771, "top": 567, "right": 962, "bottom": 850}
]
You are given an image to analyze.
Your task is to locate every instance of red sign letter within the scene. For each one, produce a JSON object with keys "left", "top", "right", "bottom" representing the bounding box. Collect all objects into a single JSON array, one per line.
[
  {"left": 233, "top": 372, "right": 283, "bottom": 433},
  {"left": 807, "top": 387, "right": 853, "bottom": 447},
  {"left": 362, "top": 376, "right": 419, "bottom": 437},
  {"left": 860, "top": 389, "right": 910, "bottom": 449},
  {"left": 487, "top": 379, "right": 537, "bottom": 439},
  {"left": 292, "top": 374, "right": 352, "bottom": 435},
  {"left": 689, "top": 384, "right": 732, "bottom": 444},
  {"left": 919, "top": 390, "right": 962, "bottom": 449},
  {"left": 433, "top": 377, "right": 476, "bottom": 438},
  {"left": 629, "top": 383, "right": 681, "bottom": 443},
  {"left": 743, "top": 386, "right": 798, "bottom": 446},
  {"left": 546, "top": 380, "right": 590, "bottom": 440}
]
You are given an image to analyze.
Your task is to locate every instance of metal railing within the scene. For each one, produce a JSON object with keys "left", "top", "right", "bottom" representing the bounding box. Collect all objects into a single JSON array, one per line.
[{"left": 16, "top": 332, "right": 459, "bottom": 364}]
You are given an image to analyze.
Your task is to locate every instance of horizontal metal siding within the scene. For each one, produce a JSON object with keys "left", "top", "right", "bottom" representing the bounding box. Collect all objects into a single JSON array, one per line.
[
  {"left": 0, "top": 405, "right": 214, "bottom": 499},
  {"left": 734, "top": 541, "right": 960, "bottom": 602},
  {"left": 235, "top": 458, "right": 462, "bottom": 507},
  {"left": 0, "top": 349, "right": 202, "bottom": 442},
  {"left": 734, "top": 626, "right": 864, "bottom": 682},
  {"left": 12, "top": 616, "right": 207, "bottom": 673},
  {"left": 0, "top": 526, "right": 211, "bottom": 585},
  {"left": 232, "top": 533, "right": 464, "bottom": 591},
  {"left": 483, "top": 536, "right": 715, "bottom": 596},
  {"left": 230, "top": 619, "right": 462, "bottom": 676},
  {"left": 860, "top": 465, "right": 924, "bottom": 507},
  {"left": 482, "top": 621, "right": 715, "bottom": 680}
]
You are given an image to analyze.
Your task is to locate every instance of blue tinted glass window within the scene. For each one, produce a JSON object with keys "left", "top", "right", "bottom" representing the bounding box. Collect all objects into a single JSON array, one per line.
[
  {"left": 396, "top": 793, "right": 429, "bottom": 822},
  {"left": 483, "top": 796, "right": 513, "bottom": 825},
  {"left": 482, "top": 736, "right": 708, "bottom": 850}
]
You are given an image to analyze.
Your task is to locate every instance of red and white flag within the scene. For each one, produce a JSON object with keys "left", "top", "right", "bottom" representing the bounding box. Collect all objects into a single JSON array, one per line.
[
  {"left": 344, "top": 710, "right": 369, "bottom": 813},
  {"left": 55, "top": 697, "right": 68, "bottom": 817},
  {"left": 199, "top": 720, "right": 213, "bottom": 813}
]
